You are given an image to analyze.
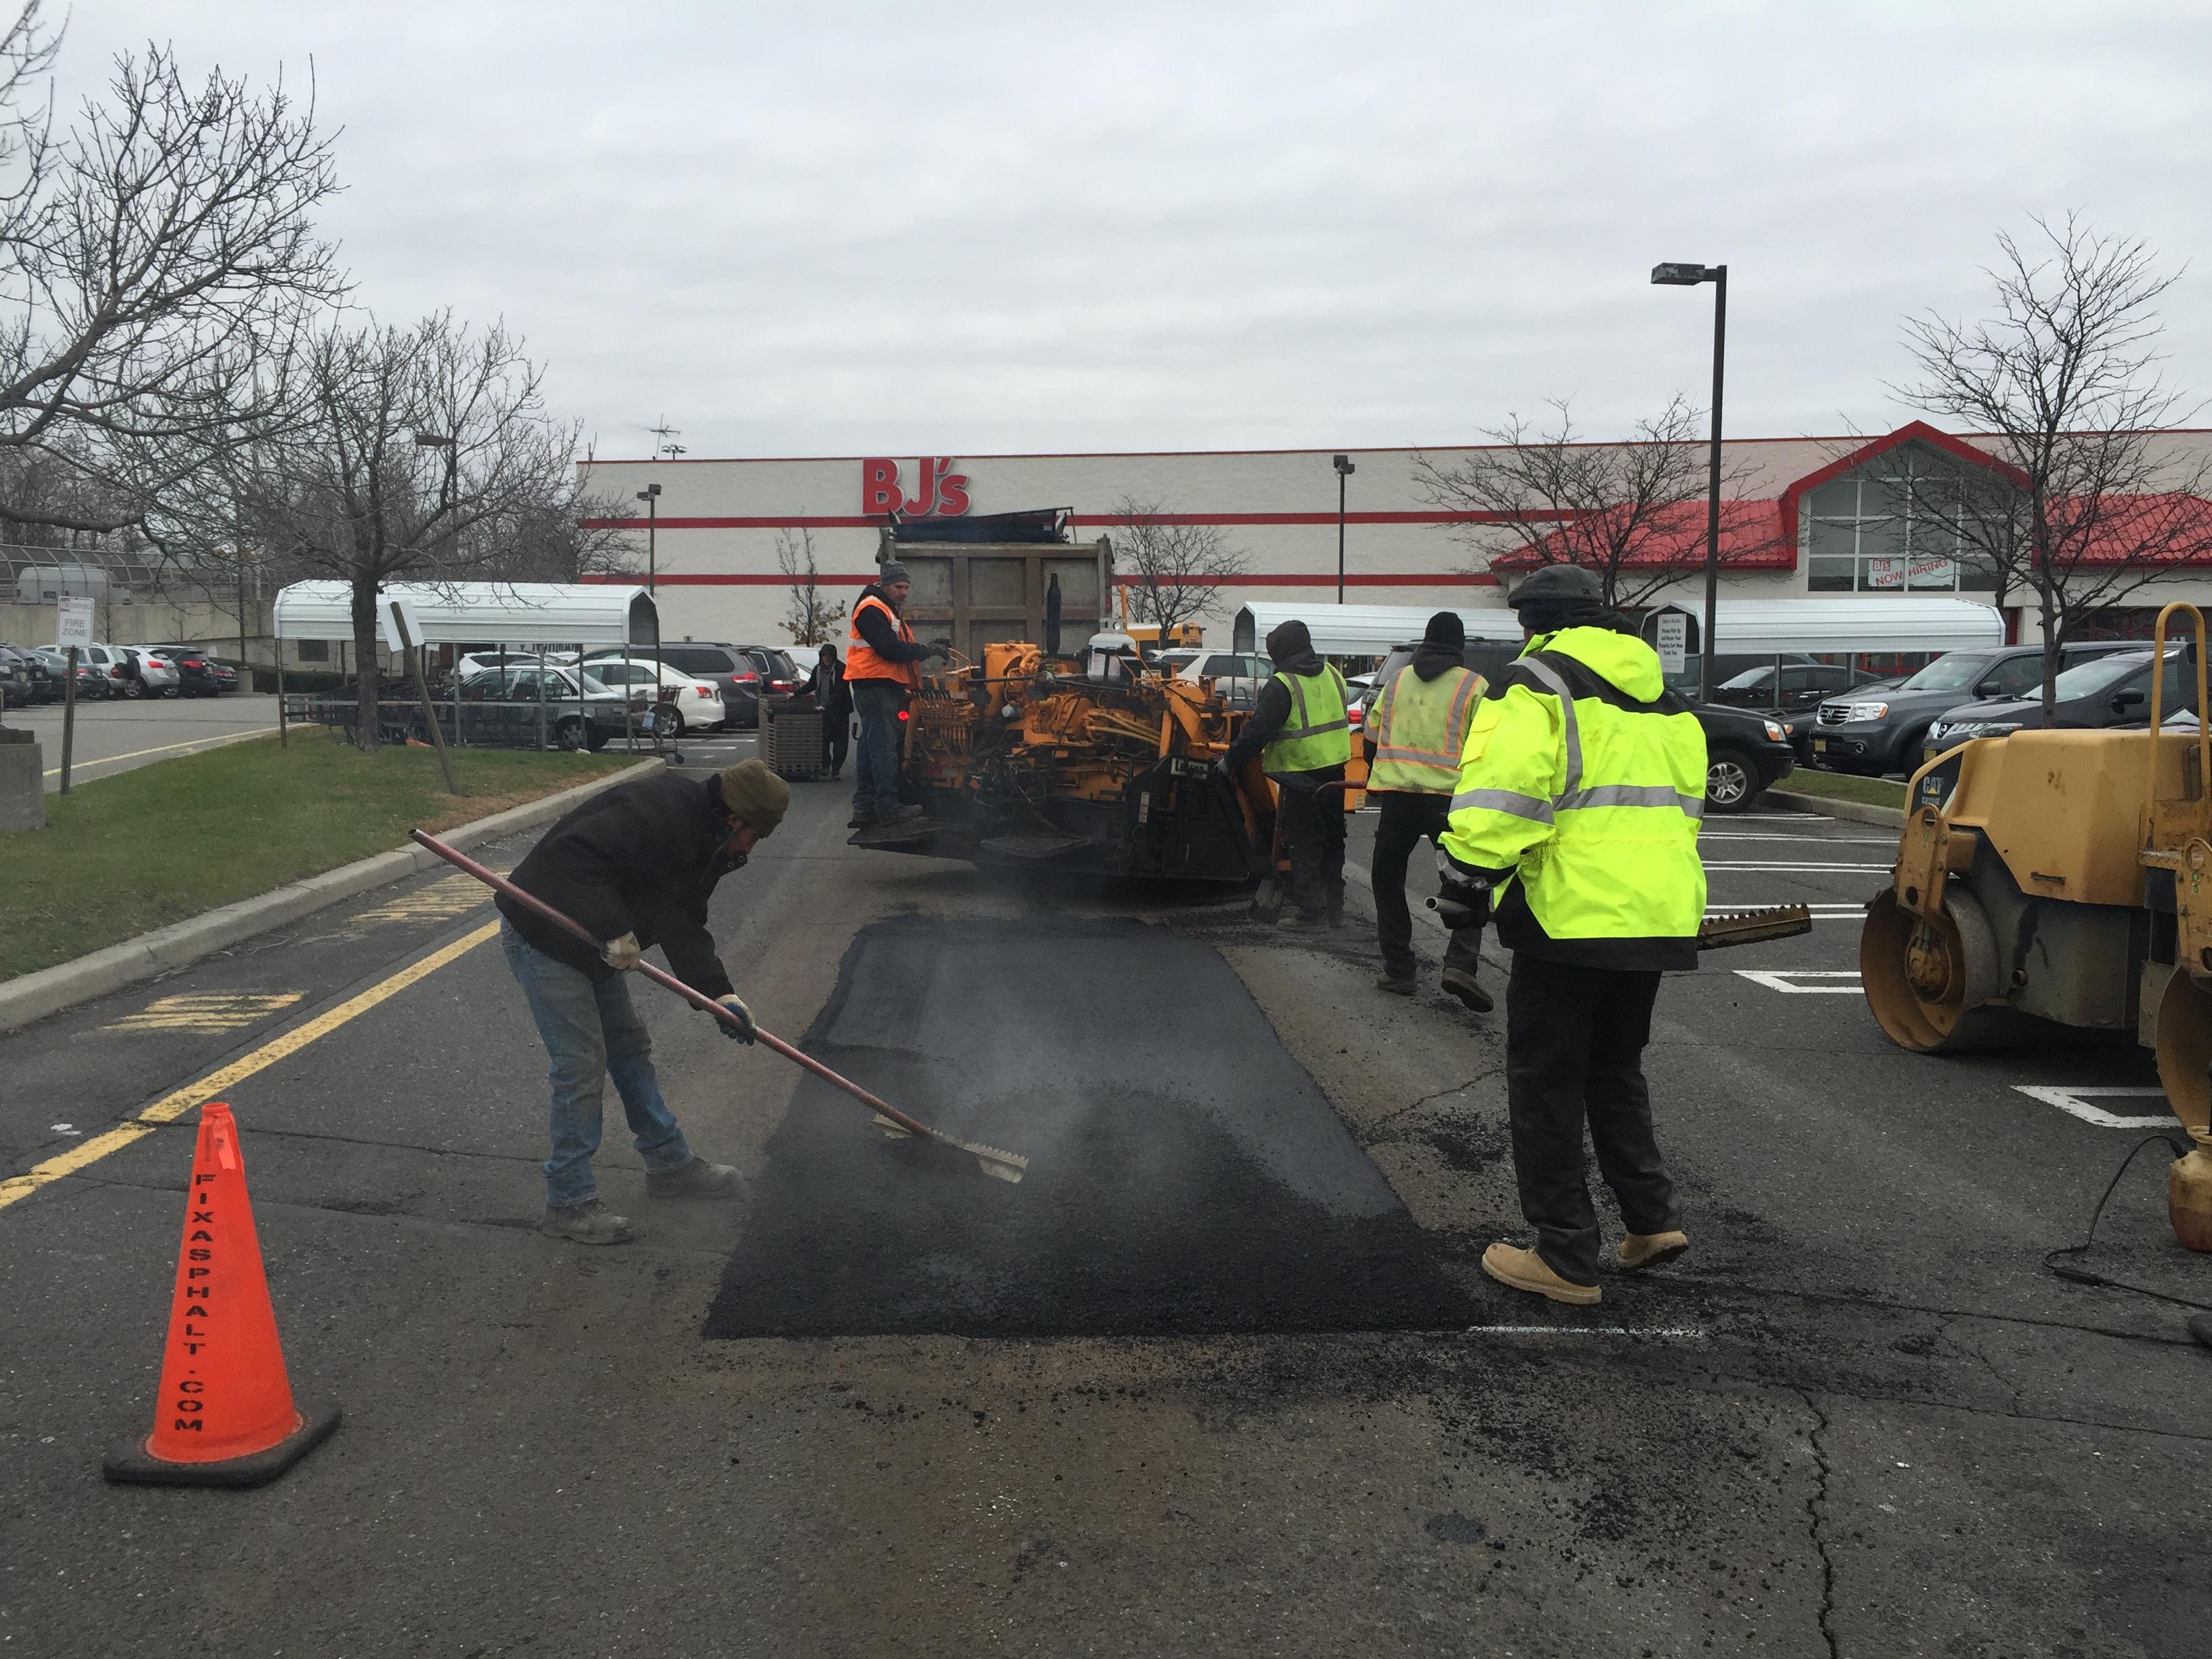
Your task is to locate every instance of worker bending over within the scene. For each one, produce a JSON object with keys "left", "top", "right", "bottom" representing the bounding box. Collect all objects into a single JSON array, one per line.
[
  {"left": 1220, "top": 617, "right": 1351, "bottom": 930},
  {"left": 1435, "top": 564, "right": 1705, "bottom": 1305},
  {"left": 1365, "top": 611, "right": 1490, "bottom": 1010},
  {"left": 845, "top": 559, "right": 948, "bottom": 830},
  {"left": 498, "top": 760, "right": 791, "bottom": 1246}
]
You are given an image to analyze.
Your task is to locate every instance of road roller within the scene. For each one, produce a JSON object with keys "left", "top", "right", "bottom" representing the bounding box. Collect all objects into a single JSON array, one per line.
[{"left": 1861, "top": 602, "right": 2212, "bottom": 1250}]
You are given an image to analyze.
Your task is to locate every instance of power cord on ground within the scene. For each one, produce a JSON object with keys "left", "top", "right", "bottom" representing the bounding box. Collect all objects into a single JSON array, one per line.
[{"left": 2041, "top": 1132, "right": 2212, "bottom": 1343}]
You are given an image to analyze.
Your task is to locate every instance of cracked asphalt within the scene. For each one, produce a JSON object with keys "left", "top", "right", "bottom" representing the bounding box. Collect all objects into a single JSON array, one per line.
[{"left": 1, "top": 775, "right": 2207, "bottom": 1656}]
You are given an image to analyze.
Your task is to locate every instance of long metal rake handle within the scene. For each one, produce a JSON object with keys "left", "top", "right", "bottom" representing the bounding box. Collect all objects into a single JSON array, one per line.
[{"left": 408, "top": 828, "right": 937, "bottom": 1140}]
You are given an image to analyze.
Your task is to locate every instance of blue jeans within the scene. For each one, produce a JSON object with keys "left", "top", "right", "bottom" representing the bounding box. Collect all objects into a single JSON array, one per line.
[
  {"left": 500, "top": 921, "right": 693, "bottom": 1206},
  {"left": 850, "top": 678, "right": 906, "bottom": 820}
]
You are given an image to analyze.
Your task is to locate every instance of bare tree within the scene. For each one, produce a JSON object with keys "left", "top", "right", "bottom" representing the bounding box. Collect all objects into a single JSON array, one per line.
[
  {"left": 1110, "top": 495, "right": 1250, "bottom": 633},
  {"left": 1897, "top": 213, "right": 2212, "bottom": 723},
  {"left": 775, "top": 520, "right": 844, "bottom": 644},
  {"left": 230, "top": 312, "right": 580, "bottom": 748},
  {"left": 1412, "top": 398, "right": 1771, "bottom": 612},
  {"left": 0, "top": 7, "right": 343, "bottom": 535}
]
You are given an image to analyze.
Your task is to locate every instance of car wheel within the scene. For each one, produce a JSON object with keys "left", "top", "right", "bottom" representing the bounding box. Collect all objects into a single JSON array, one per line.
[
  {"left": 556, "top": 715, "right": 590, "bottom": 752},
  {"left": 1704, "top": 747, "right": 1759, "bottom": 813},
  {"left": 663, "top": 705, "right": 685, "bottom": 737},
  {"left": 121, "top": 678, "right": 142, "bottom": 699}
]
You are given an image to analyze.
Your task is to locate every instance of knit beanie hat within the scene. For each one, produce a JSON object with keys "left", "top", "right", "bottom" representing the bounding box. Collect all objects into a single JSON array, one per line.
[{"left": 718, "top": 758, "right": 791, "bottom": 836}]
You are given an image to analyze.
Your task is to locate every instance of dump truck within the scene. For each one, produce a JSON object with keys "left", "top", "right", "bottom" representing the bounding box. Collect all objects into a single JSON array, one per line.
[{"left": 1860, "top": 602, "right": 2212, "bottom": 1248}]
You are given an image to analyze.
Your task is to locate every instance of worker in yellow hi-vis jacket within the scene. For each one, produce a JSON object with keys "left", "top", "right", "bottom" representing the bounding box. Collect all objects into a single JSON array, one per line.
[
  {"left": 1433, "top": 565, "right": 1706, "bottom": 1309},
  {"left": 1219, "top": 617, "right": 1353, "bottom": 930}
]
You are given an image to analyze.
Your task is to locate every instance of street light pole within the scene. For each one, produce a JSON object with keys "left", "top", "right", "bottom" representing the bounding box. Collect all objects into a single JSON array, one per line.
[
  {"left": 1650, "top": 260, "right": 1728, "bottom": 702},
  {"left": 1332, "top": 454, "right": 1355, "bottom": 605},
  {"left": 636, "top": 484, "right": 662, "bottom": 594}
]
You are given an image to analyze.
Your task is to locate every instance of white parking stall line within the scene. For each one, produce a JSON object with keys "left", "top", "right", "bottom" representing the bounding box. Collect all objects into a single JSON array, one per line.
[
  {"left": 1710, "top": 813, "right": 1832, "bottom": 822},
  {"left": 2012, "top": 1086, "right": 2176, "bottom": 1129},
  {"left": 1734, "top": 969, "right": 1863, "bottom": 994},
  {"left": 1699, "top": 833, "right": 1896, "bottom": 844},
  {"left": 1702, "top": 861, "right": 1892, "bottom": 873}
]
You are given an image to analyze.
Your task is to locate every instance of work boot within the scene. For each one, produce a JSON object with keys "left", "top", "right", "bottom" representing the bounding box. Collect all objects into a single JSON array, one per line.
[
  {"left": 1441, "top": 966, "right": 1494, "bottom": 1015},
  {"left": 1481, "top": 1242, "right": 1601, "bottom": 1307},
  {"left": 1326, "top": 905, "right": 1348, "bottom": 930},
  {"left": 874, "top": 802, "right": 926, "bottom": 827},
  {"left": 847, "top": 813, "right": 873, "bottom": 829},
  {"left": 1618, "top": 1229, "right": 1690, "bottom": 1271},
  {"left": 1276, "top": 909, "right": 1327, "bottom": 933},
  {"left": 539, "top": 1199, "right": 640, "bottom": 1246},
  {"left": 1376, "top": 971, "right": 1416, "bottom": 996},
  {"left": 645, "top": 1158, "right": 743, "bottom": 1200}
]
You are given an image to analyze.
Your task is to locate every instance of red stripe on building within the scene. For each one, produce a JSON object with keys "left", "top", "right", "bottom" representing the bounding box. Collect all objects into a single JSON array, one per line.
[
  {"left": 578, "top": 571, "right": 1502, "bottom": 588},
  {"left": 579, "top": 509, "right": 1568, "bottom": 532}
]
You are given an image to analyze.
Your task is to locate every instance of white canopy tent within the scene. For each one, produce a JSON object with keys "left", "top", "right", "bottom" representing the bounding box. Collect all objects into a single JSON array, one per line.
[
  {"left": 1637, "top": 598, "right": 2005, "bottom": 657},
  {"left": 272, "top": 581, "right": 659, "bottom": 651},
  {"left": 1231, "top": 602, "right": 1521, "bottom": 659}
]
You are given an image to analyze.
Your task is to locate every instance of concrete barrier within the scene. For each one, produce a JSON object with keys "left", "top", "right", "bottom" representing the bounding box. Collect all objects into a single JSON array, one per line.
[{"left": 0, "top": 757, "right": 661, "bottom": 1034}]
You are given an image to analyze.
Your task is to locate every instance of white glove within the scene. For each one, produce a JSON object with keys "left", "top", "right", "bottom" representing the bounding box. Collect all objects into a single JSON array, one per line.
[
  {"left": 600, "top": 932, "right": 643, "bottom": 972},
  {"left": 714, "top": 992, "right": 757, "bottom": 1044}
]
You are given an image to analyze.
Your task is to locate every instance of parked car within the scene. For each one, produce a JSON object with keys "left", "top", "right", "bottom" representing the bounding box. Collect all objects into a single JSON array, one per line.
[
  {"left": 453, "top": 649, "right": 573, "bottom": 680},
  {"left": 30, "top": 645, "right": 108, "bottom": 698},
  {"left": 1711, "top": 660, "right": 1887, "bottom": 712},
  {"left": 577, "top": 656, "right": 731, "bottom": 735},
  {"left": 0, "top": 643, "right": 58, "bottom": 705},
  {"left": 456, "top": 665, "right": 653, "bottom": 750},
  {"left": 1806, "top": 640, "right": 2146, "bottom": 776},
  {"left": 142, "top": 642, "right": 231, "bottom": 697},
  {"left": 624, "top": 642, "right": 802, "bottom": 728},
  {"left": 1922, "top": 647, "right": 2197, "bottom": 761},
  {"left": 52, "top": 640, "right": 150, "bottom": 697},
  {"left": 121, "top": 647, "right": 182, "bottom": 697},
  {"left": 1173, "top": 651, "right": 1273, "bottom": 710}
]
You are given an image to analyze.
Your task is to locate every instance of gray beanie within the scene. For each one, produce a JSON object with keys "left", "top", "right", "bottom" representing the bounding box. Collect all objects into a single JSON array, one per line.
[{"left": 878, "top": 560, "right": 911, "bottom": 586}]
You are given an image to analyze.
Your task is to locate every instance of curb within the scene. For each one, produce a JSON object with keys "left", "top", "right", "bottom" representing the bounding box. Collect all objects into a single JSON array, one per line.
[
  {"left": 0, "top": 758, "right": 661, "bottom": 1036},
  {"left": 1761, "top": 788, "right": 1906, "bottom": 828}
]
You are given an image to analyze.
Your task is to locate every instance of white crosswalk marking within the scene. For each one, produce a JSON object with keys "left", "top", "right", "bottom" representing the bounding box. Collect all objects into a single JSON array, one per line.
[
  {"left": 2012, "top": 1086, "right": 2175, "bottom": 1128},
  {"left": 1734, "top": 969, "right": 1862, "bottom": 994}
]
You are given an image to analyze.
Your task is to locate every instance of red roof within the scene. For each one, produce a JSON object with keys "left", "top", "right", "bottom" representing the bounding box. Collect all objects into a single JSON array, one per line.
[{"left": 1491, "top": 498, "right": 1790, "bottom": 573}]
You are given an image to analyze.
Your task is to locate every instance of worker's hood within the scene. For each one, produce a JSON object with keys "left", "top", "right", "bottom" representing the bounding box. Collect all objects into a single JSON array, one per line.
[
  {"left": 1411, "top": 641, "right": 1464, "bottom": 682},
  {"left": 1525, "top": 625, "right": 1666, "bottom": 702},
  {"left": 1265, "top": 619, "right": 1324, "bottom": 676}
]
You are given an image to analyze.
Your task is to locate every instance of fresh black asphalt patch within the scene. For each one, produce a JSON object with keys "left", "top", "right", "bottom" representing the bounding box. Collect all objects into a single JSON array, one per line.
[{"left": 705, "top": 917, "right": 1479, "bottom": 1339}]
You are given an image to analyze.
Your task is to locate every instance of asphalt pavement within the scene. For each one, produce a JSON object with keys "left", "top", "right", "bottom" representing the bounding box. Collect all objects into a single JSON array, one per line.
[
  {"left": 5, "top": 693, "right": 282, "bottom": 791},
  {"left": 1, "top": 773, "right": 2207, "bottom": 1656}
]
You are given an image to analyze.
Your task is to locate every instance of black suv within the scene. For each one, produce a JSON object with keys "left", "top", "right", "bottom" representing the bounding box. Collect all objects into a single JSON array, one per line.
[
  {"left": 1922, "top": 647, "right": 2197, "bottom": 760},
  {"left": 1807, "top": 641, "right": 2146, "bottom": 775},
  {"left": 651, "top": 642, "right": 803, "bottom": 728},
  {"left": 1367, "top": 640, "right": 1796, "bottom": 815}
]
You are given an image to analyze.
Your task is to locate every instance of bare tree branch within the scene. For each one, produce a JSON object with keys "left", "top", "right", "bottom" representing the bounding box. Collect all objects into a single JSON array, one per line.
[
  {"left": 775, "top": 520, "right": 844, "bottom": 644},
  {"left": 1894, "top": 212, "right": 2212, "bottom": 722},
  {"left": 1109, "top": 496, "right": 1250, "bottom": 632},
  {"left": 1412, "top": 397, "right": 1772, "bottom": 611}
]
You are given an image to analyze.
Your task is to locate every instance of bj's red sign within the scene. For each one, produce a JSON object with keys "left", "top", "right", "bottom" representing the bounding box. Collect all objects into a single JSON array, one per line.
[{"left": 862, "top": 457, "right": 970, "bottom": 518}]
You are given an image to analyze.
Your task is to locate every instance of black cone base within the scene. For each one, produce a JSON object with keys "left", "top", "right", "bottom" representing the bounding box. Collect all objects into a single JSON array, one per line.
[{"left": 102, "top": 1400, "right": 341, "bottom": 1488}]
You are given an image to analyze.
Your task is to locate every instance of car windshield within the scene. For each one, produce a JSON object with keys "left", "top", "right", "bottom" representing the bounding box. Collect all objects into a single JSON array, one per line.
[
  {"left": 1719, "top": 667, "right": 1775, "bottom": 691},
  {"left": 2050, "top": 651, "right": 2154, "bottom": 699},
  {"left": 1898, "top": 654, "right": 1996, "bottom": 692}
]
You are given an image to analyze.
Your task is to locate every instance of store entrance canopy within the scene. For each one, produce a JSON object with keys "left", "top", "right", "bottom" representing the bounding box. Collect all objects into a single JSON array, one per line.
[
  {"left": 1637, "top": 597, "right": 2005, "bottom": 657},
  {"left": 272, "top": 581, "right": 659, "bottom": 649},
  {"left": 1231, "top": 602, "right": 1521, "bottom": 658}
]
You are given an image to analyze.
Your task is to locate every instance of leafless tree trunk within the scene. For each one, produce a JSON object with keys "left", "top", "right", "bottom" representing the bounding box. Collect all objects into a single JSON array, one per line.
[
  {"left": 1412, "top": 398, "right": 1769, "bottom": 612},
  {"left": 228, "top": 312, "right": 580, "bottom": 749},
  {"left": 0, "top": 7, "right": 342, "bottom": 537},
  {"left": 776, "top": 520, "right": 844, "bottom": 644},
  {"left": 1110, "top": 496, "right": 1250, "bottom": 633},
  {"left": 1897, "top": 213, "right": 2212, "bottom": 724}
]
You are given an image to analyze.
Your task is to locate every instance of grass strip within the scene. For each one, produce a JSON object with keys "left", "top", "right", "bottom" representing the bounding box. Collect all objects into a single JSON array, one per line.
[
  {"left": 1771, "top": 767, "right": 1908, "bottom": 808},
  {"left": 2, "top": 734, "right": 634, "bottom": 981}
]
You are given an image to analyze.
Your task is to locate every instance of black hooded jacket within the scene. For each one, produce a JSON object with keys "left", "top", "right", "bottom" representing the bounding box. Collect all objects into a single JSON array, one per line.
[{"left": 497, "top": 774, "right": 743, "bottom": 996}]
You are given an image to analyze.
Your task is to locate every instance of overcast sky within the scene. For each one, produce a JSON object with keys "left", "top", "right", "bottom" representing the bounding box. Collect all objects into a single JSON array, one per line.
[{"left": 58, "top": 1, "right": 2212, "bottom": 460}]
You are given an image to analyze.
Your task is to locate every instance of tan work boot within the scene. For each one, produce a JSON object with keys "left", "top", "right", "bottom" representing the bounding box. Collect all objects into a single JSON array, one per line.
[
  {"left": 1618, "top": 1229, "right": 1689, "bottom": 1271},
  {"left": 1480, "top": 1242, "right": 1601, "bottom": 1306}
]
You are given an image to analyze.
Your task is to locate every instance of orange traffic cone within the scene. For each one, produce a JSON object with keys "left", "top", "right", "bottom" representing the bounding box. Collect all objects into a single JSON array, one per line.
[{"left": 103, "top": 1103, "right": 340, "bottom": 1487}]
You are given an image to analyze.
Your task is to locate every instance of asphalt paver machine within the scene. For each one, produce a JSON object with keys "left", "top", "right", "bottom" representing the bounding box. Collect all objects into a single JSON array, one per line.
[{"left": 1860, "top": 602, "right": 2212, "bottom": 1247}]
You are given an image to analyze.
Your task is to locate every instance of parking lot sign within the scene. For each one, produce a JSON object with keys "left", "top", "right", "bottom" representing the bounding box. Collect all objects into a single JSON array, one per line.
[{"left": 55, "top": 596, "right": 94, "bottom": 651}]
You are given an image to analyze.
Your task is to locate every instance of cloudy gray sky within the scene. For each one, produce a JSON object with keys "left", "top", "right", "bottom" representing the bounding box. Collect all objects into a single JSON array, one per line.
[{"left": 60, "top": 1, "right": 2212, "bottom": 459}]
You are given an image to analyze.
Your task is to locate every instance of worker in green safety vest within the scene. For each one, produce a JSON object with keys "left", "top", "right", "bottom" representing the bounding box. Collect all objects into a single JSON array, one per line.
[
  {"left": 1364, "top": 611, "right": 1490, "bottom": 1009},
  {"left": 1432, "top": 564, "right": 1706, "bottom": 1308},
  {"left": 1218, "top": 617, "right": 1351, "bottom": 929}
]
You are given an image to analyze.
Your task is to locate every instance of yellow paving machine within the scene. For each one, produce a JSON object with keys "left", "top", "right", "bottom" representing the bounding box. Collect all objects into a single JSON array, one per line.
[{"left": 1861, "top": 602, "right": 2212, "bottom": 1247}]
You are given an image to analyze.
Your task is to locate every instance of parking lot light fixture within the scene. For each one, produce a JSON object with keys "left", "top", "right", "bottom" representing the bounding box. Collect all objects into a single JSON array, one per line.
[
  {"left": 1333, "top": 454, "right": 1355, "bottom": 605},
  {"left": 1649, "top": 262, "right": 1727, "bottom": 701},
  {"left": 636, "top": 484, "right": 663, "bottom": 594}
]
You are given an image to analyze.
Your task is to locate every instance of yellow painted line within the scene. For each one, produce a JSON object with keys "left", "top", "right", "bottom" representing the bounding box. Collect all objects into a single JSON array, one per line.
[
  {"left": 43, "top": 726, "right": 280, "bottom": 778},
  {"left": 102, "top": 991, "right": 306, "bottom": 1035},
  {"left": 0, "top": 919, "right": 501, "bottom": 1212}
]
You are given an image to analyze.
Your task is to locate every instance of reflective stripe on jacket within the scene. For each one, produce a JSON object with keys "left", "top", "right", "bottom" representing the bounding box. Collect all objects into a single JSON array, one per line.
[
  {"left": 1262, "top": 664, "right": 1352, "bottom": 773},
  {"left": 845, "top": 594, "right": 922, "bottom": 690},
  {"left": 1441, "top": 626, "right": 1706, "bottom": 969},
  {"left": 1368, "top": 663, "right": 1483, "bottom": 794}
]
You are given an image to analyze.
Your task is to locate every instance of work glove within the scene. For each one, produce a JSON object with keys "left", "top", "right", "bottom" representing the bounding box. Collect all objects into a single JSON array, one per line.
[
  {"left": 714, "top": 991, "right": 757, "bottom": 1044},
  {"left": 1432, "top": 849, "right": 1499, "bottom": 931},
  {"left": 1211, "top": 756, "right": 1234, "bottom": 781},
  {"left": 925, "top": 641, "right": 951, "bottom": 661},
  {"left": 600, "top": 932, "right": 643, "bottom": 972}
]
